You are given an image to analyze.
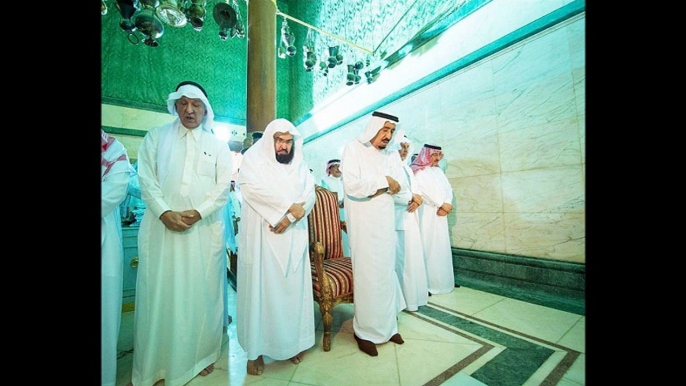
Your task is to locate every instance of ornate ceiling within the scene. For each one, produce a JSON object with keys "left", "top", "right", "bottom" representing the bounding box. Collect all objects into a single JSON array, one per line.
[{"left": 101, "top": 0, "right": 478, "bottom": 127}]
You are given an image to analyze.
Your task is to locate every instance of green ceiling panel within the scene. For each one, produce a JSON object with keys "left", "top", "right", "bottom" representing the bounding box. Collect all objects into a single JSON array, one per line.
[
  {"left": 101, "top": 0, "right": 480, "bottom": 127},
  {"left": 101, "top": 0, "right": 252, "bottom": 125}
]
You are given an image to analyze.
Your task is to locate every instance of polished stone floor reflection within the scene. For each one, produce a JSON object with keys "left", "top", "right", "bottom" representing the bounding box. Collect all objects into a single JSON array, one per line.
[{"left": 115, "top": 285, "right": 585, "bottom": 386}]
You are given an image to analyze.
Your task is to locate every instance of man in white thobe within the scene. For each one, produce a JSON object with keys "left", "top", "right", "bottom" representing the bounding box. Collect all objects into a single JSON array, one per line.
[
  {"left": 319, "top": 158, "right": 349, "bottom": 256},
  {"left": 101, "top": 129, "right": 133, "bottom": 386},
  {"left": 130, "top": 81, "right": 233, "bottom": 386},
  {"left": 340, "top": 111, "right": 407, "bottom": 357},
  {"left": 236, "top": 118, "right": 316, "bottom": 375},
  {"left": 391, "top": 130, "right": 429, "bottom": 311},
  {"left": 410, "top": 144, "right": 457, "bottom": 295}
]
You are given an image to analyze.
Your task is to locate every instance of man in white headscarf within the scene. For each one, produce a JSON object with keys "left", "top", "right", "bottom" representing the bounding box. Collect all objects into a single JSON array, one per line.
[
  {"left": 410, "top": 144, "right": 457, "bottom": 295},
  {"left": 129, "top": 81, "right": 233, "bottom": 386},
  {"left": 390, "top": 129, "right": 429, "bottom": 312},
  {"left": 320, "top": 159, "right": 343, "bottom": 199},
  {"left": 340, "top": 111, "right": 407, "bottom": 357},
  {"left": 101, "top": 129, "right": 133, "bottom": 386},
  {"left": 236, "top": 118, "right": 316, "bottom": 375},
  {"left": 319, "top": 158, "right": 350, "bottom": 256}
]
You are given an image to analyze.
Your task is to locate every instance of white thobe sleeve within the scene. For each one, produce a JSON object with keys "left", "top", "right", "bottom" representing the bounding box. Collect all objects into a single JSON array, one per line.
[
  {"left": 441, "top": 172, "right": 454, "bottom": 205},
  {"left": 274, "top": 169, "right": 316, "bottom": 226},
  {"left": 102, "top": 169, "right": 131, "bottom": 218},
  {"left": 300, "top": 171, "right": 316, "bottom": 216},
  {"left": 406, "top": 165, "right": 422, "bottom": 195},
  {"left": 392, "top": 163, "right": 412, "bottom": 206},
  {"left": 415, "top": 170, "right": 442, "bottom": 207},
  {"left": 195, "top": 141, "right": 233, "bottom": 219},
  {"left": 239, "top": 164, "right": 304, "bottom": 227},
  {"left": 138, "top": 127, "right": 172, "bottom": 218}
]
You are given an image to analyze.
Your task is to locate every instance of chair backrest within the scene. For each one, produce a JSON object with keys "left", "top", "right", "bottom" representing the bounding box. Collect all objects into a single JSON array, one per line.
[{"left": 308, "top": 186, "right": 344, "bottom": 260}]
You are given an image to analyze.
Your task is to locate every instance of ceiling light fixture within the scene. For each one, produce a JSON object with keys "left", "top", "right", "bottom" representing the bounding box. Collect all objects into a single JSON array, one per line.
[{"left": 106, "top": 0, "right": 246, "bottom": 45}]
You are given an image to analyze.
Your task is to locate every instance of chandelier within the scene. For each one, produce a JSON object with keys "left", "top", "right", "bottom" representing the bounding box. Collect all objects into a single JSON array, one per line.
[{"left": 107, "top": 0, "right": 245, "bottom": 46}]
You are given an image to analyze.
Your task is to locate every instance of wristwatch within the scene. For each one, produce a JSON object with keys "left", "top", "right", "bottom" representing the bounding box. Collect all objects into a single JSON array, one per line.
[{"left": 286, "top": 213, "right": 297, "bottom": 223}]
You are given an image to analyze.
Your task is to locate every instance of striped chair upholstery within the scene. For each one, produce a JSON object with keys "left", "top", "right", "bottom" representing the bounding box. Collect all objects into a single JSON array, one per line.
[{"left": 308, "top": 185, "right": 354, "bottom": 352}]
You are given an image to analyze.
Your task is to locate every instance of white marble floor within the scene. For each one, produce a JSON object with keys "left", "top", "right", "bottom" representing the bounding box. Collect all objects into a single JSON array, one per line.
[{"left": 115, "top": 285, "right": 585, "bottom": 386}]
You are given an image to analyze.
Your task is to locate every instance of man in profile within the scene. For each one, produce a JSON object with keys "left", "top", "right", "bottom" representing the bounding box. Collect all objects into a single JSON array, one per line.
[
  {"left": 101, "top": 129, "right": 133, "bottom": 386},
  {"left": 340, "top": 111, "right": 407, "bottom": 356},
  {"left": 236, "top": 118, "right": 316, "bottom": 375},
  {"left": 410, "top": 143, "right": 457, "bottom": 295},
  {"left": 392, "top": 129, "right": 429, "bottom": 312},
  {"left": 320, "top": 158, "right": 349, "bottom": 255}
]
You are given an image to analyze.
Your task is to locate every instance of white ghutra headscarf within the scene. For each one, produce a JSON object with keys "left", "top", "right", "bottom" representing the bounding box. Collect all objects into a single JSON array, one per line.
[
  {"left": 157, "top": 82, "right": 216, "bottom": 186},
  {"left": 166, "top": 82, "right": 215, "bottom": 131},
  {"left": 355, "top": 110, "right": 400, "bottom": 157}
]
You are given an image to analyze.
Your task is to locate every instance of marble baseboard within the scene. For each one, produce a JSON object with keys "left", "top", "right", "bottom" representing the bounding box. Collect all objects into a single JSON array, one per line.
[{"left": 453, "top": 248, "right": 585, "bottom": 315}]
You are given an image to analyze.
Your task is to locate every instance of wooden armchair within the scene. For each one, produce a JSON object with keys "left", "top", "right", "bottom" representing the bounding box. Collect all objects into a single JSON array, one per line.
[{"left": 308, "top": 185, "right": 354, "bottom": 351}]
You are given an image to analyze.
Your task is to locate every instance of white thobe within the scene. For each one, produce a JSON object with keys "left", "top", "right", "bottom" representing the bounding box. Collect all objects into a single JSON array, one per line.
[
  {"left": 235, "top": 120, "right": 316, "bottom": 361},
  {"left": 394, "top": 162, "right": 429, "bottom": 311},
  {"left": 133, "top": 122, "right": 232, "bottom": 386},
  {"left": 101, "top": 140, "right": 131, "bottom": 386},
  {"left": 319, "top": 174, "right": 350, "bottom": 256},
  {"left": 340, "top": 141, "right": 406, "bottom": 344},
  {"left": 414, "top": 166, "right": 455, "bottom": 295}
]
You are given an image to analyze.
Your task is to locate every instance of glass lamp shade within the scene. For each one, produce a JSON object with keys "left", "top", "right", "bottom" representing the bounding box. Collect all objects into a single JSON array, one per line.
[
  {"left": 115, "top": 0, "right": 140, "bottom": 33},
  {"left": 213, "top": 3, "right": 236, "bottom": 26},
  {"left": 281, "top": 21, "right": 296, "bottom": 56},
  {"left": 156, "top": 1, "right": 187, "bottom": 27},
  {"left": 185, "top": 1, "right": 207, "bottom": 31},
  {"left": 213, "top": 2, "right": 236, "bottom": 39},
  {"left": 133, "top": 6, "right": 164, "bottom": 47}
]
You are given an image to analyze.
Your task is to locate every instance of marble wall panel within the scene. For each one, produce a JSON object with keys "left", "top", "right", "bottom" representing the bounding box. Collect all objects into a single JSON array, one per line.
[
  {"left": 451, "top": 174, "right": 503, "bottom": 213},
  {"left": 480, "top": 0, "right": 569, "bottom": 45},
  {"left": 439, "top": 63, "right": 496, "bottom": 114},
  {"left": 440, "top": 96, "right": 498, "bottom": 134},
  {"left": 567, "top": 15, "right": 585, "bottom": 71},
  {"left": 391, "top": 87, "right": 437, "bottom": 133},
  {"left": 491, "top": 21, "right": 572, "bottom": 93},
  {"left": 499, "top": 117, "right": 582, "bottom": 172},
  {"left": 578, "top": 113, "right": 585, "bottom": 164},
  {"left": 504, "top": 212, "right": 584, "bottom": 262},
  {"left": 450, "top": 212, "right": 505, "bottom": 252},
  {"left": 501, "top": 166, "right": 584, "bottom": 214},
  {"left": 572, "top": 67, "right": 585, "bottom": 125},
  {"left": 495, "top": 72, "right": 577, "bottom": 134},
  {"left": 443, "top": 114, "right": 500, "bottom": 179}
]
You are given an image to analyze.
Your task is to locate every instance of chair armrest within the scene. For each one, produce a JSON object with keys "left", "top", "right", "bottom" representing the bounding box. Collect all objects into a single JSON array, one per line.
[
  {"left": 310, "top": 241, "right": 325, "bottom": 277},
  {"left": 310, "top": 240, "right": 334, "bottom": 294}
]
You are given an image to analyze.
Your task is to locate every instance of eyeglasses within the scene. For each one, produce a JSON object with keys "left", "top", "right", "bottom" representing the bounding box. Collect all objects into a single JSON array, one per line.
[{"left": 275, "top": 137, "right": 294, "bottom": 145}]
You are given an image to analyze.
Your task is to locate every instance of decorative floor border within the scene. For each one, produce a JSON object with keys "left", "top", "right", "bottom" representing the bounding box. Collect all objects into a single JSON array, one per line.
[{"left": 409, "top": 302, "right": 581, "bottom": 386}]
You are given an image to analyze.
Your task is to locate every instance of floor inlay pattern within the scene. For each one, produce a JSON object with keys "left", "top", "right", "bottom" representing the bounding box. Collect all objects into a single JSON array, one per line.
[{"left": 412, "top": 302, "right": 581, "bottom": 386}]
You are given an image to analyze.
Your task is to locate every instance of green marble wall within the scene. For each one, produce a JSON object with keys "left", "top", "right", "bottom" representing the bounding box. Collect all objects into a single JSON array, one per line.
[{"left": 453, "top": 248, "right": 585, "bottom": 315}]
